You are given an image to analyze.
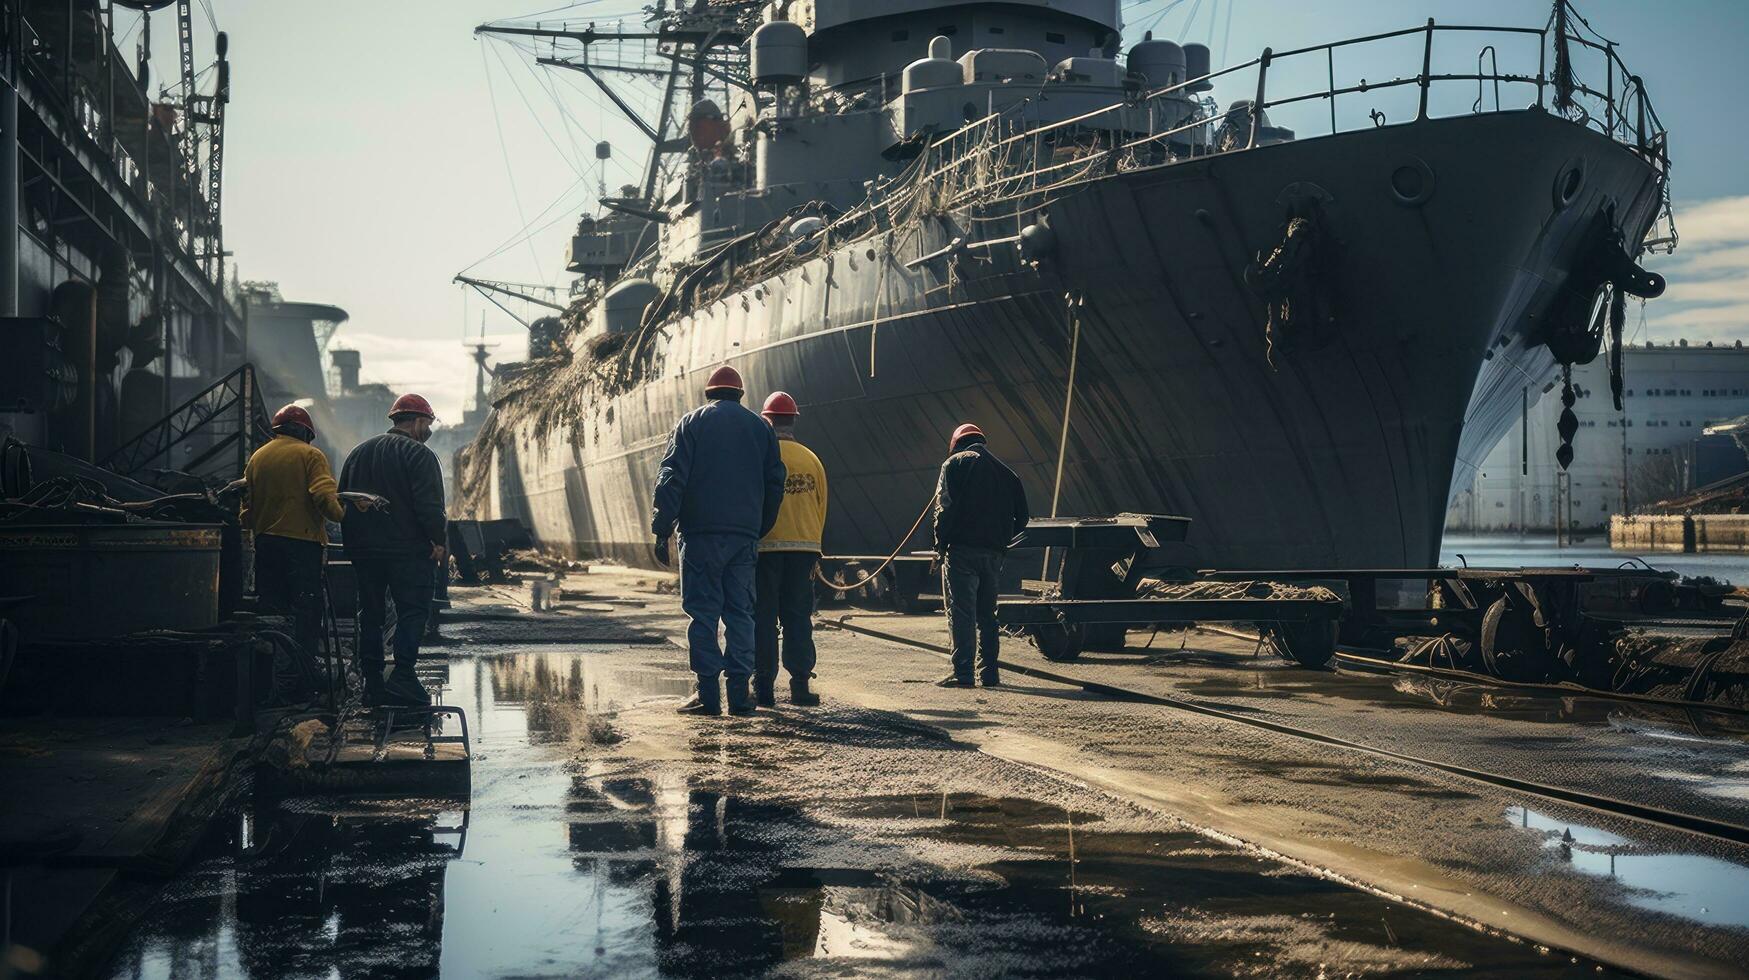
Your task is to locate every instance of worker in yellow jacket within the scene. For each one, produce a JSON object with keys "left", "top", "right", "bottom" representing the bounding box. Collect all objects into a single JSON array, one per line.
[
  {"left": 241, "top": 405, "right": 348, "bottom": 665},
  {"left": 754, "top": 392, "right": 826, "bottom": 707}
]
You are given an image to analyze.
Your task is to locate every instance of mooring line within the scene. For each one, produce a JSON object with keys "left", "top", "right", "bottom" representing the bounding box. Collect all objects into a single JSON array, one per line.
[{"left": 821, "top": 617, "right": 1749, "bottom": 849}]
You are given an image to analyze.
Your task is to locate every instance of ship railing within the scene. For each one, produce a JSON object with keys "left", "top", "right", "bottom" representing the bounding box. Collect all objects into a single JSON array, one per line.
[
  {"left": 903, "top": 15, "right": 1667, "bottom": 221},
  {"left": 646, "top": 13, "right": 1671, "bottom": 329}
]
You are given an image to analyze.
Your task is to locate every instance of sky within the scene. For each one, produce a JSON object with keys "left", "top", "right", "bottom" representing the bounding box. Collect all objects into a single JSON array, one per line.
[{"left": 121, "top": 0, "right": 1749, "bottom": 419}]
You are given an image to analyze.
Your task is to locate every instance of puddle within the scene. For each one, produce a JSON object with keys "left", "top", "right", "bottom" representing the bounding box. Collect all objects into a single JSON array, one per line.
[
  {"left": 1507, "top": 806, "right": 1749, "bottom": 929},
  {"left": 105, "top": 646, "right": 1621, "bottom": 977}
]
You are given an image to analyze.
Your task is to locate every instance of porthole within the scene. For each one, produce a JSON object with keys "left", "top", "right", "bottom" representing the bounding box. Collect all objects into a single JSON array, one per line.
[
  {"left": 1389, "top": 157, "right": 1435, "bottom": 206},
  {"left": 1553, "top": 158, "right": 1587, "bottom": 209}
]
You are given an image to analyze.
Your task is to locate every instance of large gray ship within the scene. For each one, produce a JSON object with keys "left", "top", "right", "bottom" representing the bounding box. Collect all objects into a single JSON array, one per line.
[{"left": 459, "top": 0, "right": 1673, "bottom": 570}]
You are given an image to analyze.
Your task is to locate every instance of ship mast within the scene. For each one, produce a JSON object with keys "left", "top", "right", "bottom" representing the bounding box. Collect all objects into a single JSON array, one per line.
[{"left": 474, "top": 2, "right": 760, "bottom": 211}]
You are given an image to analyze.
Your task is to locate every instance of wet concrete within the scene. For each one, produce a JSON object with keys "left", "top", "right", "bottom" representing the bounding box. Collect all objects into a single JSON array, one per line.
[
  {"left": 941, "top": 619, "right": 1749, "bottom": 838},
  {"left": 808, "top": 611, "right": 1749, "bottom": 977},
  {"left": 104, "top": 643, "right": 1619, "bottom": 978}
]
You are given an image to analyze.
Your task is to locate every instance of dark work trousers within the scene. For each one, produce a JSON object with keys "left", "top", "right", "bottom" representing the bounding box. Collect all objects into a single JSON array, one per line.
[
  {"left": 354, "top": 557, "right": 434, "bottom": 675},
  {"left": 679, "top": 533, "right": 758, "bottom": 691},
  {"left": 254, "top": 533, "right": 324, "bottom": 658},
  {"left": 755, "top": 550, "right": 819, "bottom": 688},
  {"left": 942, "top": 545, "right": 1003, "bottom": 683}
]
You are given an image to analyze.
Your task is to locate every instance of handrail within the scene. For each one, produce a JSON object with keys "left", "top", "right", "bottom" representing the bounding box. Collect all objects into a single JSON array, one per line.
[
  {"left": 905, "top": 17, "right": 1665, "bottom": 193},
  {"left": 649, "top": 12, "right": 1675, "bottom": 334},
  {"left": 100, "top": 363, "right": 271, "bottom": 481}
]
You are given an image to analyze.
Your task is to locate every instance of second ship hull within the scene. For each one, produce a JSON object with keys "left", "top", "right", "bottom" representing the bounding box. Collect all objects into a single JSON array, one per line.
[{"left": 474, "top": 110, "right": 1664, "bottom": 571}]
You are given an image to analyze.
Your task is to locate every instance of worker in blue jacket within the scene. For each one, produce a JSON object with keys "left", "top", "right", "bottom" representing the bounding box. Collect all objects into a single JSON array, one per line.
[{"left": 651, "top": 365, "right": 787, "bottom": 717}]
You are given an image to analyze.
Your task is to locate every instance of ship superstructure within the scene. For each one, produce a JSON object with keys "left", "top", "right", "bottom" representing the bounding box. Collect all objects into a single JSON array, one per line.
[
  {"left": 1, "top": 0, "right": 239, "bottom": 465},
  {"left": 459, "top": 0, "right": 1674, "bottom": 570}
]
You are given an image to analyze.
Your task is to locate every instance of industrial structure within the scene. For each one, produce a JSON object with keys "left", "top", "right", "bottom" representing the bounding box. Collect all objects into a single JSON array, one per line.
[
  {"left": 1446, "top": 341, "right": 1749, "bottom": 534},
  {"left": 239, "top": 282, "right": 396, "bottom": 465},
  {"left": 0, "top": 0, "right": 238, "bottom": 465}
]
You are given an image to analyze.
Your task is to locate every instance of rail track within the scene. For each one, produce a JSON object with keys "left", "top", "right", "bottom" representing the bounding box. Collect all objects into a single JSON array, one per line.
[
  {"left": 823, "top": 616, "right": 1749, "bottom": 849},
  {"left": 1184, "top": 623, "right": 1749, "bottom": 719}
]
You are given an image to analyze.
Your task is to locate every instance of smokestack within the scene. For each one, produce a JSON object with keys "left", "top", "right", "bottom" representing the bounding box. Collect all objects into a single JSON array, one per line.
[{"left": 330, "top": 348, "right": 360, "bottom": 393}]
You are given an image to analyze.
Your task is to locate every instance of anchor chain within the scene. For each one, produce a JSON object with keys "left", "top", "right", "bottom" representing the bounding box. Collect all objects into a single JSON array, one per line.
[
  {"left": 1555, "top": 365, "right": 1579, "bottom": 471},
  {"left": 1541, "top": 203, "right": 1666, "bottom": 470}
]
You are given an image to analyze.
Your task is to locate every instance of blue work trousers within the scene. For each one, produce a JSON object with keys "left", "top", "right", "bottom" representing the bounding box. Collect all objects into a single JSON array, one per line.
[{"left": 679, "top": 532, "right": 758, "bottom": 682}]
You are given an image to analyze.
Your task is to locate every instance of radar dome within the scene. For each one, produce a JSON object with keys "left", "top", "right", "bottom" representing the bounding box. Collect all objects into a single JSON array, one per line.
[
  {"left": 750, "top": 21, "right": 807, "bottom": 86},
  {"left": 904, "top": 36, "right": 962, "bottom": 93},
  {"left": 1128, "top": 32, "right": 1186, "bottom": 89},
  {"left": 1183, "top": 43, "right": 1213, "bottom": 91}
]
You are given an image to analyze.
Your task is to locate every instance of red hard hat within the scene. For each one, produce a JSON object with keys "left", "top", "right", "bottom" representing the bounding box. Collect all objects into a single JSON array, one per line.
[
  {"left": 389, "top": 393, "right": 436, "bottom": 420},
  {"left": 705, "top": 365, "right": 743, "bottom": 393},
  {"left": 272, "top": 404, "right": 315, "bottom": 436},
  {"left": 950, "top": 422, "right": 984, "bottom": 447},
  {"left": 761, "top": 391, "right": 799, "bottom": 418}
]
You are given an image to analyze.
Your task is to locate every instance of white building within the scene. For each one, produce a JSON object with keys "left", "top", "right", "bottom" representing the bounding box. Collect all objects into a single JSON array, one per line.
[{"left": 1446, "top": 342, "right": 1749, "bottom": 533}]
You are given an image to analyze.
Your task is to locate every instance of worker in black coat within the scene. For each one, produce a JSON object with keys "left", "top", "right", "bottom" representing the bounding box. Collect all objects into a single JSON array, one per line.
[
  {"left": 932, "top": 423, "right": 1030, "bottom": 688},
  {"left": 340, "top": 393, "right": 447, "bottom": 707}
]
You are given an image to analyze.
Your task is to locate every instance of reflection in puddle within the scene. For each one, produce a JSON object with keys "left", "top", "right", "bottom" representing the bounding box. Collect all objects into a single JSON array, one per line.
[
  {"left": 105, "top": 647, "right": 1625, "bottom": 977},
  {"left": 1507, "top": 806, "right": 1749, "bottom": 928}
]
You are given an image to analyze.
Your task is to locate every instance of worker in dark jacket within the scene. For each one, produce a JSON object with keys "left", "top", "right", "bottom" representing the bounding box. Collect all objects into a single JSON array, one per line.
[
  {"left": 339, "top": 393, "right": 447, "bottom": 706},
  {"left": 242, "top": 404, "right": 349, "bottom": 668},
  {"left": 651, "top": 365, "right": 786, "bottom": 717},
  {"left": 933, "top": 422, "right": 1030, "bottom": 688}
]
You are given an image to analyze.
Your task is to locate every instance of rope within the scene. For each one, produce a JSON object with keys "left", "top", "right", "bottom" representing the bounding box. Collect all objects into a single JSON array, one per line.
[
  {"left": 1041, "top": 291, "right": 1084, "bottom": 579},
  {"left": 814, "top": 491, "right": 938, "bottom": 591}
]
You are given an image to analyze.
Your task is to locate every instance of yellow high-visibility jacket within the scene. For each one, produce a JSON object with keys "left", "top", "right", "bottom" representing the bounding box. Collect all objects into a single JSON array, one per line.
[
  {"left": 241, "top": 434, "right": 344, "bottom": 544},
  {"left": 760, "top": 438, "right": 827, "bottom": 553}
]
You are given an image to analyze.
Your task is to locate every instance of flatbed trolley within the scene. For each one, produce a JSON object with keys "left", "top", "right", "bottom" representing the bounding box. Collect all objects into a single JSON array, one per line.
[{"left": 997, "top": 514, "right": 1695, "bottom": 670}]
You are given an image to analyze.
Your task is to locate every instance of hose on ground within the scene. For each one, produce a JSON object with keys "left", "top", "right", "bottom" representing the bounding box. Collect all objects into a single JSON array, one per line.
[{"left": 813, "top": 492, "right": 938, "bottom": 592}]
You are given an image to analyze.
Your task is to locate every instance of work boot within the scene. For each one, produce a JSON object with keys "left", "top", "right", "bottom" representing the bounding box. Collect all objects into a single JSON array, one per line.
[
  {"left": 725, "top": 676, "right": 757, "bottom": 717},
  {"left": 678, "top": 676, "right": 721, "bottom": 716},
  {"left": 383, "top": 668, "right": 431, "bottom": 707},
  {"left": 754, "top": 678, "right": 777, "bottom": 709},
  {"left": 361, "top": 669, "right": 387, "bottom": 707},
  {"left": 935, "top": 675, "right": 973, "bottom": 688},
  {"left": 789, "top": 677, "right": 821, "bottom": 707},
  {"left": 980, "top": 673, "right": 1001, "bottom": 688},
  {"left": 675, "top": 695, "right": 721, "bottom": 716}
]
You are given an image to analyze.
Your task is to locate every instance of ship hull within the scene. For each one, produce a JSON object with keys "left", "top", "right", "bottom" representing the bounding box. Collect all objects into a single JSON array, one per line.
[{"left": 474, "top": 110, "right": 1664, "bottom": 570}]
